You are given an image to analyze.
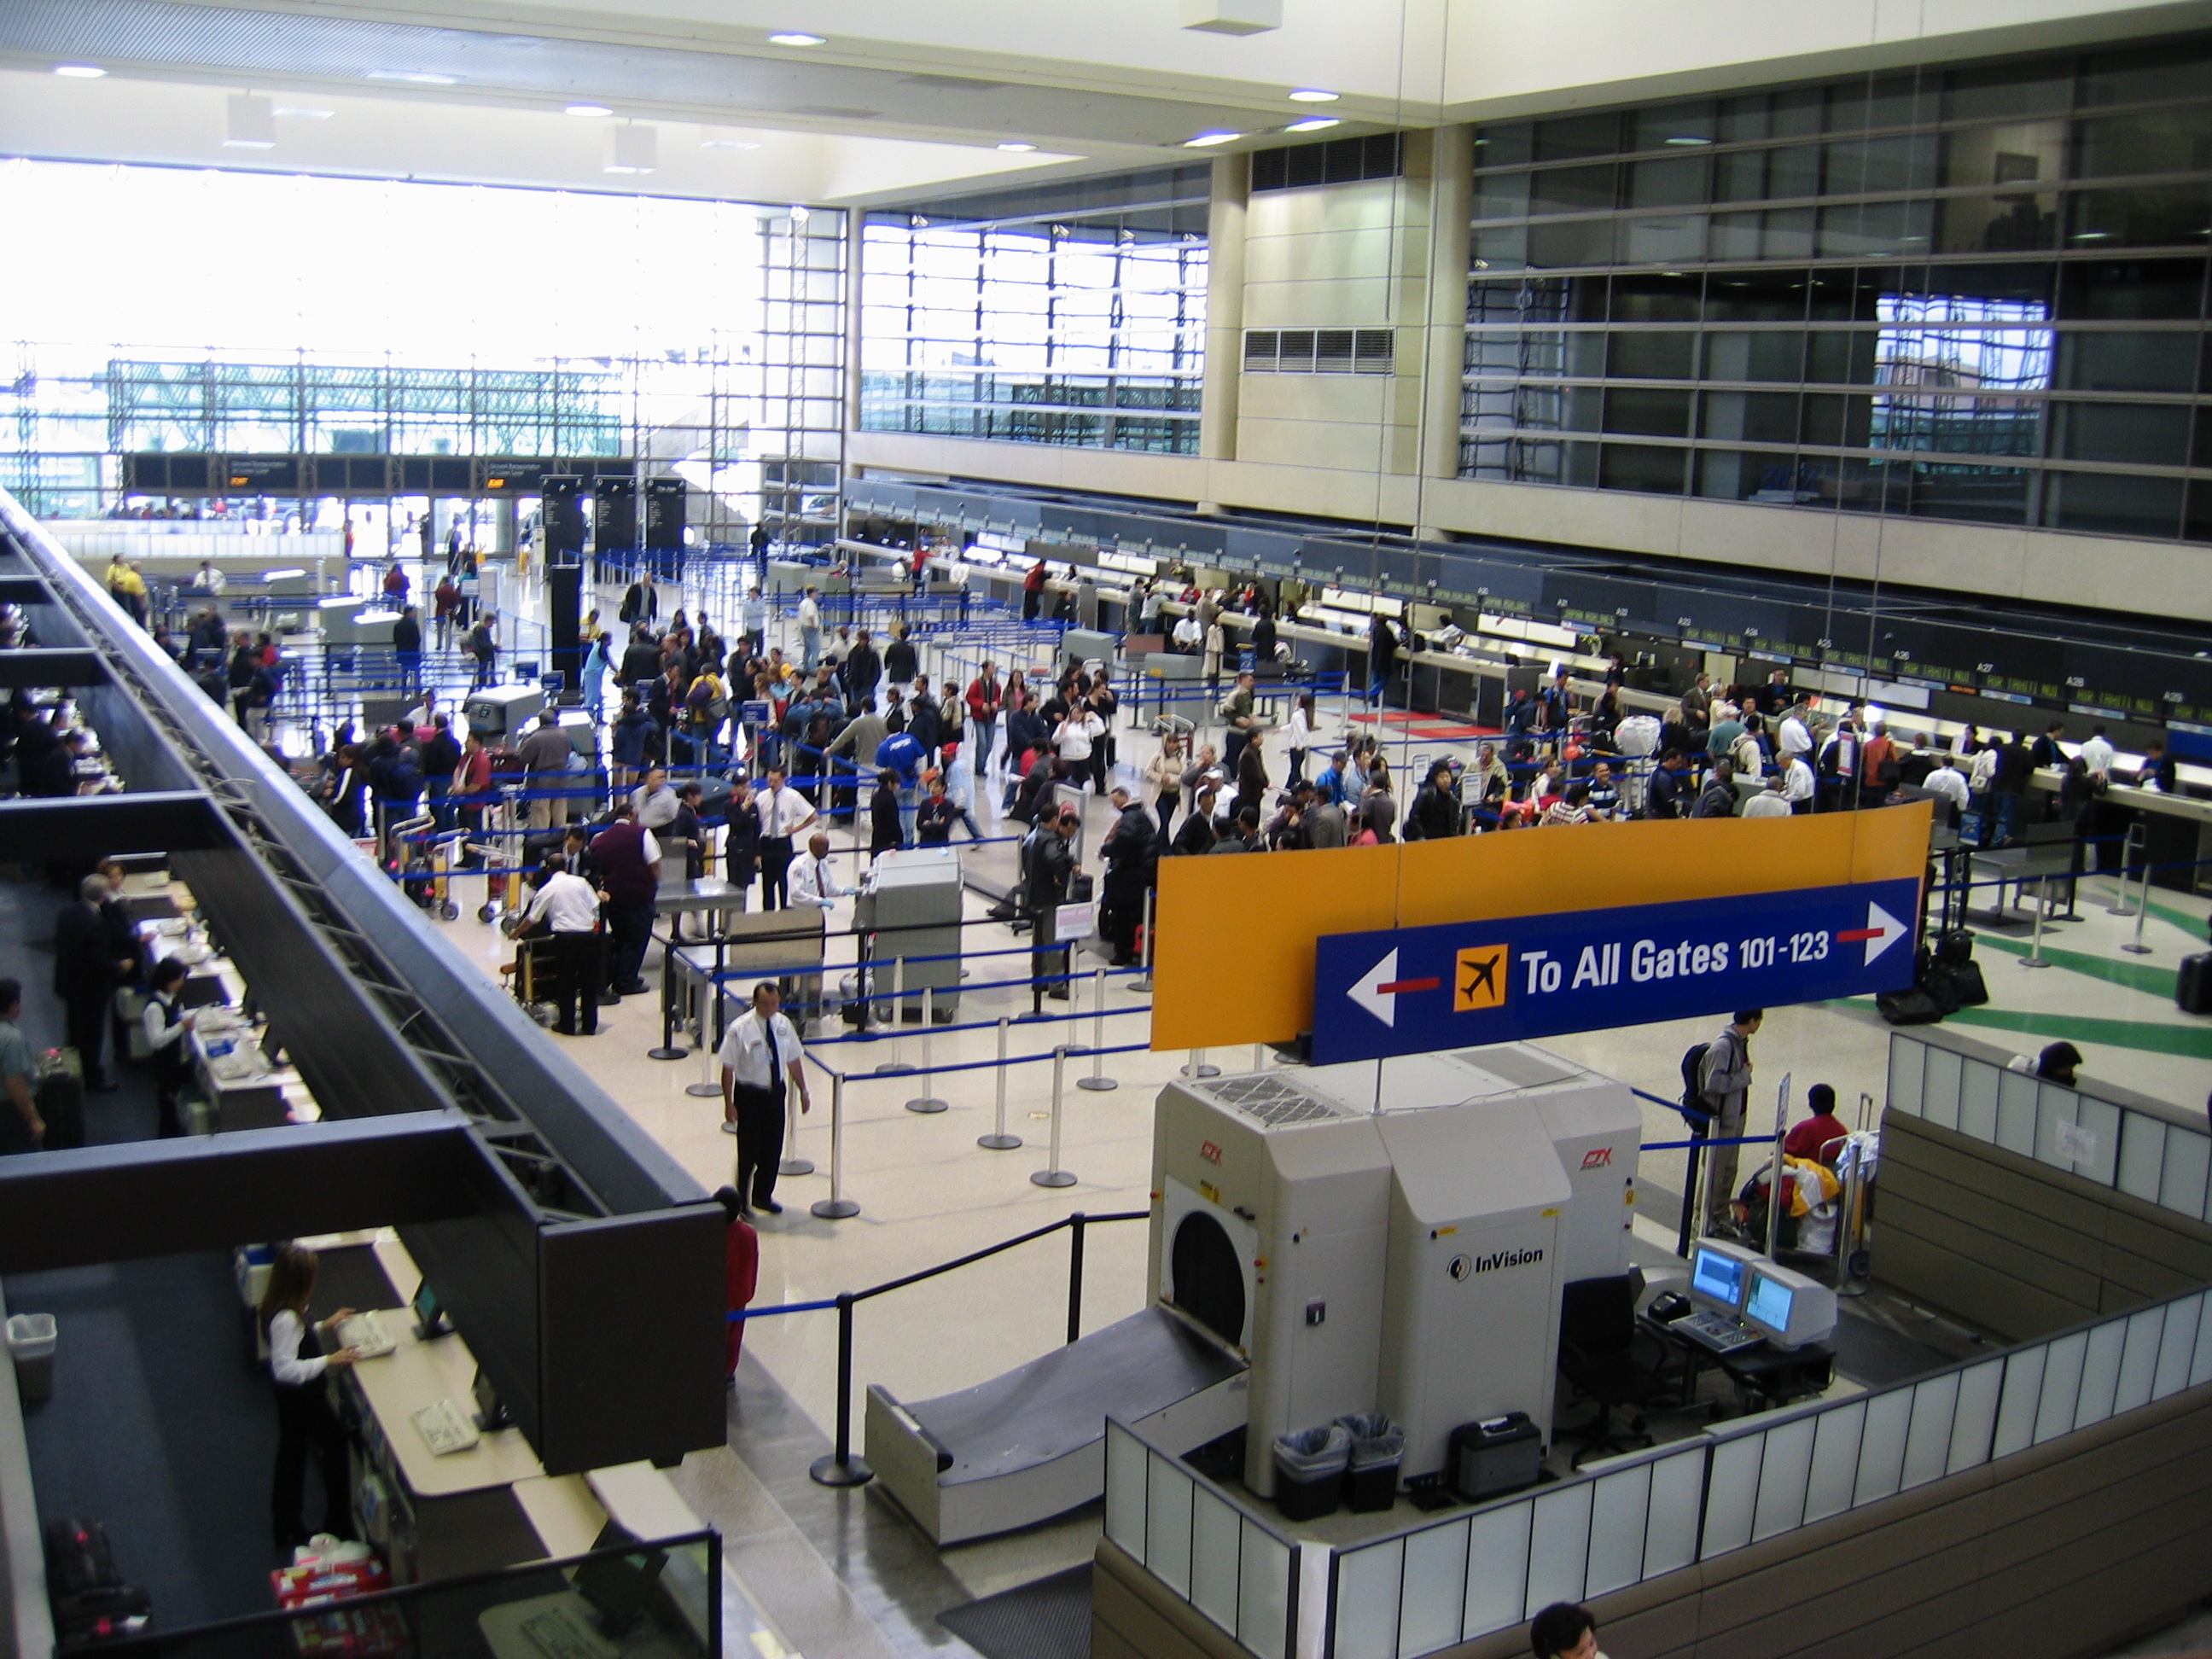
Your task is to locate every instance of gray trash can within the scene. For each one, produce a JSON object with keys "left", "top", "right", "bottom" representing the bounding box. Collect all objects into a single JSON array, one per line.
[
  {"left": 1336, "top": 1413, "right": 1406, "bottom": 1512},
  {"left": 7, "top": 1313, "right": 55, "bottom": 1406},
  {"left": 1272, "top": 1424, "right": 1351, "bottom": 1521}
]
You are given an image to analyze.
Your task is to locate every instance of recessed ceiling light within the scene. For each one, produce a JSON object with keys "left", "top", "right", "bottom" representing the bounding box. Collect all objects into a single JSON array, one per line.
[
  {"left": 366, "top": 70, "right": 458, "bottom": 84},
  {"left": 566, "top": 102, "right": 613, "bottom": 117},
  {"left": 274, "top": 107, "right": 334, "bottom": 119},
  {"left": 1284, "top": 117, "right": 1339, "bottom": 133},
  {"left": 53, "top": 64, "right": 106, "bottom": 79},
  {"left": 1288, "top": 89, "right": 1338, "bottom": 103},
  {"left": 1663, "top": 135, "right": 1712, "bottom": 146},
  {"left": 700, "top": 136, "right": 760, "bottom": 150},
  {"left": 997, "top": 142, "right": 1037, "bottom": 153},
  {"left": 768, "top": 32, "right": 826, "bottom": 45},
  {"left": 1184, "top": 130, "right": 1243, "bottom": 148}
]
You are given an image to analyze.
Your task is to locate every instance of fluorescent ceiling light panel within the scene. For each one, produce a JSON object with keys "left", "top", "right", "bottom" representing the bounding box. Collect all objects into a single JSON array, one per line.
[
  {"left": 1180, "top": 0, "right": 1282, "bottom": 33},
  {"left": 566, "top": 102, "right": 612, "bottom": 117},
  {"left": 1287, "top": 89, "right": 1338, "bottom": 102},
  {"left": 767, "top": 32, "right": 826, "bottom": 45},
  {"left": 366, "top": 71, "right": 457, "bottom": 84},
  {"left": 997, "top": 142, "right": 1037, "bottom": 152},
  {"left": 1184, "top": 130, "right": 1242, "bottom": 147},
  {"left": 1284, "top": 118, "right": 1338, "bottom": 132},
  {"left": 274, "top": 107, "right": 333, "bottom": 119},
  {"left": 225, "top": 93, "right": 276, "bottom": 148},
  {"left": 53, "top": 64, "right": 107, "bottom": 79}
]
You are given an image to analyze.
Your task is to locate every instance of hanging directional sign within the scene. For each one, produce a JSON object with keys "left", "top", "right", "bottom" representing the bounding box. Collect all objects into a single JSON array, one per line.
[{"left": 1311, "top": 879, "right": 1921, "bottom": 1065}]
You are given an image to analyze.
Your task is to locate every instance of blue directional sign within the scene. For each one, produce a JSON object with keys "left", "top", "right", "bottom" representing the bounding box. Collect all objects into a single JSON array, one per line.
[{"left": 1310, "top": 879, "right": 1922, "bottom": 1065}]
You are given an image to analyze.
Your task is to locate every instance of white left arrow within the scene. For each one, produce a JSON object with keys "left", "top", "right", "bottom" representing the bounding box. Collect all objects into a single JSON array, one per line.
[
  {"left": 1860, "top": 900, "right": 1906, "bottom": 967},
  {"left": 1349, "top": 948, "right": 1400, "bottom": 1027}
]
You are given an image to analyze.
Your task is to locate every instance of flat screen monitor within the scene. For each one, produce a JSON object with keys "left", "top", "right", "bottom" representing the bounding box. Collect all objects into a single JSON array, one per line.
[
  {"left": 412, "top": 1278, "right": 451, "bottom": 1339},
  {"left": 1689, "top": 1241, "right": 1755, "bottom": 1311},
  {"left": 1742, "top": 1264, "right": 1838, "bottom": 1350}
]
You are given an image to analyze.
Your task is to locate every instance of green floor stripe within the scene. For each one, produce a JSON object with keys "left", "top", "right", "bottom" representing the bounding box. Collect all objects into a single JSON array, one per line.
[
  {"left": 1972, "top": 930, "right": 2181, "bottom": 998},
  {"left": 1944, "top": 1005, "right": 2212, "bottom": 1060},
  {"left": 2145, "top": 894, "right": 2210, "bottom": 942}
]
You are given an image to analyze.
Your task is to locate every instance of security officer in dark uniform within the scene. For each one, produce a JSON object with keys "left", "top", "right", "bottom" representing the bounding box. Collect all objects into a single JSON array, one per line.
[{"left": 141, "top": 957, "right": 196, "bottom": 1138}]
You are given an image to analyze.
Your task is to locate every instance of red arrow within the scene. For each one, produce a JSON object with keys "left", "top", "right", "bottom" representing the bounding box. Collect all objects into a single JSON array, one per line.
[
  {"left": 1836, "top": 927, "right": 1883, "bottom": 942},
  {"left": 1377, "top": 977, "right": 1441, "bottom": 994}
]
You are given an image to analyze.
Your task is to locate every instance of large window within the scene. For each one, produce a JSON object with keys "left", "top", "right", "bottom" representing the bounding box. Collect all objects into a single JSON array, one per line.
[
  {"left": 0, "top": 162, "right": 817, "bottom": 528},
  {"left": 860, "top": 169, "right": 1208, "bottom": 454},
  {"left": 1461, "top": 38, "right": 2212, "bottom": 542}
]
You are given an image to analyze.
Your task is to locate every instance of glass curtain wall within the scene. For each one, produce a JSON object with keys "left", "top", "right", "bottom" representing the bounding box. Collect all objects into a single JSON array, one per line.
[
  {"left": 859, "top": 167, "right": 1209, "bottom": 453},
  {"left": 0, "top": 161, "right": 808, "bottom": 539},
  {"left": 1460, "top": 35, "right": 2212, "bottom": 543}
]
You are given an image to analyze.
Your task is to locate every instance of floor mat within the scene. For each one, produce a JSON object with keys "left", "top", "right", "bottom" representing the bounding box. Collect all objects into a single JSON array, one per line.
[{"left": 937, "top": 1564, "right": 1092, "bottom": 1659}]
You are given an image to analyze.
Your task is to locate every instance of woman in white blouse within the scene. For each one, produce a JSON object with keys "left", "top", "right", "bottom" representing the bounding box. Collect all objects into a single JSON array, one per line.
[{"left": 259, "top": 1244, "right": 361, "bottom": 1549}]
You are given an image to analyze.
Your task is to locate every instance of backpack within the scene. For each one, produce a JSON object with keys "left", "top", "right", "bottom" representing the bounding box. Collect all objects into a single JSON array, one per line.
[{"left": 1679, "top": 1041, "right": 1711, "bottom": 1117}]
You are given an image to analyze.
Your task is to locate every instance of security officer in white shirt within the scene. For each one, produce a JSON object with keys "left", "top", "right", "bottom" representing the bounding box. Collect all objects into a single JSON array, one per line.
[
  {"left": 788, "top": 832, "right": 847, "bottom": 912},
  {"left": 754, "top": 765, "right": 819, "bottom": 910},
  {"left": 2079, "top": 725, "right": 2116, "bottom": 780},
  {"left": 520, "top": 853, "right": 604, "bottom": 1035},
  {"left": 718, "top": 981, "right": 809, "bottom": 1214},
  {"left": 1778, "top": 707, "right": 1813, "bottom": 766}
]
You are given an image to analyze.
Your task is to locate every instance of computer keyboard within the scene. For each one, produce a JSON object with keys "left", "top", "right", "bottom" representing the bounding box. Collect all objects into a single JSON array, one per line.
[
  {"left": 337, "top": 1311, "right": 394, "bottom": 1359},
  {"left": 411, "top": 1397, "right": 481, "bottom": 1455},
  {"left": 1678, "top": 1309, "right": 1765, "bottom": 1353},
  {"left": 521, "top": 1606, "right": 619, "bottom": 1659}
]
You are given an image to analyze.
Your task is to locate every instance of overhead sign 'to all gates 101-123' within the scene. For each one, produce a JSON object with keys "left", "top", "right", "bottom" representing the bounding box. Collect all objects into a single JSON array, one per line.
[
  {"left": 1148, "top": 807, "right": 1936, "bottom": 1056},
  {"left": 1309, "top": 880, "right": 1919, "bottom": 1064}
]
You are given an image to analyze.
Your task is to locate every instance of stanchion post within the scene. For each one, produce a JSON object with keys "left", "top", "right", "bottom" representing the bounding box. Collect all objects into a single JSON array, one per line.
[
  {"left": 1079, "top": 969, "right": 1117, "bottom": 1091},
  {"left": 2122, "top": 847, "right": 2155, "bottom": 954},
  {"left": 811, "top": 1073, "right": 859, "bottom": 1220},
  {"left": 1066, "top": 1212, "right": 1087, "bottom": 1344},
  {"left": 1182, "top": 1046, "right": 1220, "bottom": 1080},
  {"left": 806, "top": 1292, "right": 873, "bottom": 1487},
  {"left": 649, "top": 937, "right": 688, "bottom": 1060},
  {"left": 1031, "top": 1047, "right": 1076, "bottom": 1188},
  {"left": 979, "top": 1016, "right": 1021, "bottom": 1150},
  {"left": 905, "top": 983, "right": 948, "bottom": 1112},
  {"left": 876, "top": 957, "right": 916, "bottom": 1074},
  {"left": 1130, "top": 888, "right": 1155, "bottom": 993},
  {"left": 2109, "top": 824, "right": 2145, "bottom": 917},
  {"left": 2022, "top": 880, "right": 2052, "bottom": 968}
]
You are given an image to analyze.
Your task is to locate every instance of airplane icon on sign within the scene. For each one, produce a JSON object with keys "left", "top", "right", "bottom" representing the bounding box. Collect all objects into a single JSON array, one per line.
[{"left": 1454, "top": 945, "right": 1508, "bottom": 1011}]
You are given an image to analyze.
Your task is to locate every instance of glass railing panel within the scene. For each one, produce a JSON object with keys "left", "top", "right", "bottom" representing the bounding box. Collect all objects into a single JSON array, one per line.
[
  {"left": 1585, "top": 1461, "right": 1651, "bottom": 1596},
  {"left": 1144, "top": 1448, "right": 1196, "bottom": 1597},
  {"left": 1526, "top": 1481, "right": 1595, "bottom": 1610},
  {"left": 1188, "top": 1484, "right": 1242, "bottom": 1635},
  {"left": 1334, "top": 1538, "right": 1405, "bottom": 1659},
  {"left": 1237, "top": 1522, "right": 1294, "bottom": 1659},
  {"left": 1700, "top": 1432, "right": 1763, "bottom": 1557},
  {"left": 1804, "top": 1397, "right": 1866, "bottom": 1522},
  {"left": 1398, "top": 1517, "right": 1470, "bottom": 1659},
  {"left": 1103, "top": 1418, "right": 1149, "bottom": 1562},
  {"left": 1947, "top": 1359, "right": 2005, "bottom": 1474},
  {"left": 2033, "top": 1330, "right": 2089, "bottom": 1444},
  {"left": 1749, "top": 1416, "right": 1816, "bottom": 1540},
  {"left": 1461, "top": 1501, "right": 1534, "bottom": 1640},
  {"left": 1852, "top": 1385, "right": 1912, "bottom": 1505},
  {"left": 1994, "top": 1342, "right": 2049, "bottom": 1458}
]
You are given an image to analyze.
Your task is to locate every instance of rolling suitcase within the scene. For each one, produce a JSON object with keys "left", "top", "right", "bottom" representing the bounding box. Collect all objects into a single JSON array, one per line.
[
  {"left": 35, "top": 1051, "right": 84, "bottom": 1150},
  {"left": 2179, "top": 953, "right": 2212, "bottom": 1016},
  {"left": 45, "top": 1518, "right": 150, "bottom": 1648}
]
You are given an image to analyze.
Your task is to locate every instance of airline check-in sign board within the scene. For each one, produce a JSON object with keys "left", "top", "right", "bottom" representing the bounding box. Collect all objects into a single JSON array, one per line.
[{"left": 1309, "top": 879, "right": 1921, "bottom": 1065}]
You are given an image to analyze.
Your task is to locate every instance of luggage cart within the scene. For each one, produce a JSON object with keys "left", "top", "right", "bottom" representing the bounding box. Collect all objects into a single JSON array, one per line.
[
  {"left": 472, "top": 785, "right": 526, "bottom": 925},
  {"left": 389, "top": 814, "right": 463, "bottom": 921}
]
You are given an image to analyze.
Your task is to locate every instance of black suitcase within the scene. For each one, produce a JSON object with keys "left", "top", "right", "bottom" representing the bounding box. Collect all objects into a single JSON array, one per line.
[
  {"left": 1927, "top": 959, "right": 1989, "bottom": 1010},
  {"left": 55, "top": 1586, "right": 150, "bottom": 1649},
  {"left": 1877, "top": 987, "right": 1947, "bottom": 1026},
  {"left": 1935, "top": 928, "right": 1976, "bottom": 966},
  {"left": 1447, "top": 1412, "right": 1542, "bottom": 1502},
  {"left": 2180, "top": 953, "right": 2212, "bottom": 1016},
  {"left": 44, "top": 1517, "right": 117, "bottom": 1598},
  {"left": 45, "top": 1518, "right": 149, "bottom": 1647},
  {"left": 35, "top": 1059, "right": 84, "bottom": 1151}
]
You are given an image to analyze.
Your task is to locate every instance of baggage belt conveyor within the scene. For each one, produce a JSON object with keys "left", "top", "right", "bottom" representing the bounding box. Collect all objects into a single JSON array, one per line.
[{"left": 865, "top": 1306, "right": 1249, "bottom": 1545}]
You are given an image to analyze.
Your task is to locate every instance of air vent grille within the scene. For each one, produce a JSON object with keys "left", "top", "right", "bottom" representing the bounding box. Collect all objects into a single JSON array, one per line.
[
  {"left": 1250, "top": 132, "right": 1403, "bottom": 193},
  {"left": 1205, "top": 1074, "right": 1349, "bottom": 1126},
  {"left": 1243, "top": 328, "right": 1394, "bottom": 375}
]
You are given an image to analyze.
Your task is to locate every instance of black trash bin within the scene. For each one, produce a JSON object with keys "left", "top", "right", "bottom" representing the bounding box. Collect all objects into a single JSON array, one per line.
[
  {"left": 1336, "top": 1413, "right": 1405, "bottom": 1512},
  {"left": 1271, "top": 1425, "right": 1350, "bottom": 1521}
]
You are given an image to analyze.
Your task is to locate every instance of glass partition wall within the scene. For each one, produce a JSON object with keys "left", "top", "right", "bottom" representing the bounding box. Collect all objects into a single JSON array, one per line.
[{"left": 1461, "top": 35, "right": 2212, "bottom": 543}]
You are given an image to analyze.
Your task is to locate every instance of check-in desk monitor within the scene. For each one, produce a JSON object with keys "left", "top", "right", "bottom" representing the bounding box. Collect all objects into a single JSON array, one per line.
[{"left": 1743, "top": 1263, "right": 1838, "bottom": 1351}]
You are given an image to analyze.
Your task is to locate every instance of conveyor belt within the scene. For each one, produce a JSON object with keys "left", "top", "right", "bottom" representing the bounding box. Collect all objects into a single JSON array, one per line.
[{"left": 867, "top": 1307, "right": 1249, "bottom": 1544}]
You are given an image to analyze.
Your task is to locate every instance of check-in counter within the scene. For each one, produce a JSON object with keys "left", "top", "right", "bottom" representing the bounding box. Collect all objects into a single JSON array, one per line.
[{"left": 2030, "top": 765, "right": 2212, "bottom": 893}]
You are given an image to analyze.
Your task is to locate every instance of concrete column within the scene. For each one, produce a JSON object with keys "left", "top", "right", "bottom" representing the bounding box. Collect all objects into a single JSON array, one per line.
[
  {"left": 841, "top": 207, "right": 865, "bottom": 463},
  {"left": 1197, "top": 154, "right": 1249, "bottom": 468},
  {"left": 1421, "top": 123, "right": 1475, "bottom": 486}
]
